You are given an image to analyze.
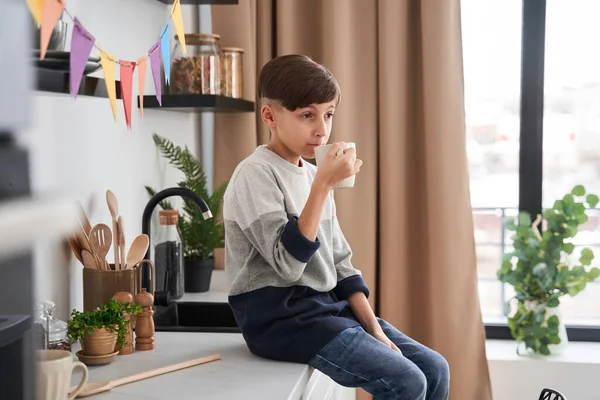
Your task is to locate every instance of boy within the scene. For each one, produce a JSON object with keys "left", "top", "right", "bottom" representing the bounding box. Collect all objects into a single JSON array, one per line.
[{"left": 223, "top": 54, "right": 450, "bottom": 400}]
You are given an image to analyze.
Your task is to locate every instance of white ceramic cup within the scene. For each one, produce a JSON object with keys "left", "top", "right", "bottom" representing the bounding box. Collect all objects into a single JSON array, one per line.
[
  {"left": 314, "top": 142, "right": 357, "bottom": 189},
  {"left": 36, "top": 349, "right": 88, "bottom": 400}
]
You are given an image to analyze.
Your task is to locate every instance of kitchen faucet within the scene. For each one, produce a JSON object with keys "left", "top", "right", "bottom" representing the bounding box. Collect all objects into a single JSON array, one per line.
[{"left": 141, "top": 187, "right": 213, "bottom": 304}]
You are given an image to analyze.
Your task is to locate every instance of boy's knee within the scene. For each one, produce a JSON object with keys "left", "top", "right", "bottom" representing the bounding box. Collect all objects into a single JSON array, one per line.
[
  {"left": 428, "top": 352, "right": 450, "bottom": 396},
  {"left": 383, "top": 366, "right": 427, "bottom": 399}
]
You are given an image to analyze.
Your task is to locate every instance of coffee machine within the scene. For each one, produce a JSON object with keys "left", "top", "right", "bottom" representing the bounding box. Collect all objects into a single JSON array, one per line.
[{"left": 0, "top": 0, "right": 38, "bottom": 399}]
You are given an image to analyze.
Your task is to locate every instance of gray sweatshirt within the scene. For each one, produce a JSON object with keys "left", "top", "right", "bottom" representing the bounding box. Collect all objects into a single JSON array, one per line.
[{"left": 223, "top": 145, "right": 369, "bottom": 363}]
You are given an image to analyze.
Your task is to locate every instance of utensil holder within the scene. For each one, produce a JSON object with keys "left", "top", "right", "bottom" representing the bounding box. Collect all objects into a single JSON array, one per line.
[{"left": 82, "top": 260, "right": 154, "bottom": 312}]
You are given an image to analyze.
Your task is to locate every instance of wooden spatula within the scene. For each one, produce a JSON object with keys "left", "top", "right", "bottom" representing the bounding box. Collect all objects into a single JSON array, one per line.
[
  {"left": 126, "top": 234, "right": 149, "bottom": 269},
  {"left": 106, "top": 190, "right": 120, "bottom": 269},
  {"left": 89, "top": 224, "right": 112, "bottom": 270},
  {"left": 117, "top": 216, "right": 126, "bottom": 271},
  {"left": 69, "top": 353, "right": 221, "bottom": 398}
]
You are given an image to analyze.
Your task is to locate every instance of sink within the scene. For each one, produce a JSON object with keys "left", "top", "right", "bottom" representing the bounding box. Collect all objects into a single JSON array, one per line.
[{"left": 152, "top": 302, "right": 240, "bottom": 333}]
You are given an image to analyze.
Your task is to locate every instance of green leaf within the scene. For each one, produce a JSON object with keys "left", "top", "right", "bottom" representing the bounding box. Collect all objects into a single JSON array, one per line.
[
  {"left": 548, "top": 334, "right": 561, "bottom": 345},
  {"left": 518, "top": 212, "right": 532, "bottom": 226},
  {"left": 588, "top": 267, "right": 600, "bottom": 281},
  {"left": 547, "top": 297, "right": 560, "bottom": 307},
  {"left": 547, "top": 315, "right": 559, "bottom": 328},
  {"left": 563, "top": 242, "right": 575, "bottom": 254},
  {"left": 504, "top": 218, "right": 517, "bottom": 231},
  {"left": 563, "top": 194, "right": 574, "bottom": 205},
  {"left": 553, "top": 200, "right": 564, "bottom": 211},
  {"left": 580, "top": 248, "right": 594, "bottom": 265},
  {"left": 587, "top": 194, "right": 599, "bottom": 208},
  {"left": 576, "top": 213, "right": 588, "bottom": 224},
  {"left": 572, "top": 185, "right": 586, "bottom": 196}
]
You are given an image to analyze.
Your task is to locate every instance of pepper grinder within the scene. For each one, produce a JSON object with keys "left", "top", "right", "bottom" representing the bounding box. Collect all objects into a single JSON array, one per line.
[
  {"left": 134, "top": 289, "right": 155, "bottom": 351},
  {"left": 112, "top": 291, "right": 134, "bottom": 355}
]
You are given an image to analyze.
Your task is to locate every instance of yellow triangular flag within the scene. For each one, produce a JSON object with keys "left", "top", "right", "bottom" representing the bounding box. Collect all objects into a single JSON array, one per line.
[
  {"left": 26, "top": 0, "right": 44, "bottom": 25},
  {"left": 137, "top": 56, "right": 147, "bottom": 119},
  {"left": 170, "top": 0, "right": 187, "bottom": 56},
  {"left": 100, "top": 48, "right": 118, "bottom": 122}
]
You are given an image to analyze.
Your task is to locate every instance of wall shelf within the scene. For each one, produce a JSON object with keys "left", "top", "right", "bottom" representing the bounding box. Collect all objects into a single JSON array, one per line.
[
  {"left": 35, "top": 68, "right": 122, "bottom": 99},
  {"left": 155, "top": 0, "right": 237, "bottom": 4},
  {"left": 138, "top": 94, "right": 254, "bottom": 113}
]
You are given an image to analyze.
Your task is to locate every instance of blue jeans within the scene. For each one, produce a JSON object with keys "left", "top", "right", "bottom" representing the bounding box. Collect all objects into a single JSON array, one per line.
[{"left": 308, "top": 318, "right": 450, "bottom": 400}]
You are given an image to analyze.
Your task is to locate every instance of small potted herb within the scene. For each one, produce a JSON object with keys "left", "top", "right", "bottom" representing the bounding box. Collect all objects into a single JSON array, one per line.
[{"left": 67, "top": 298, "right": 142, "bottom": 356}]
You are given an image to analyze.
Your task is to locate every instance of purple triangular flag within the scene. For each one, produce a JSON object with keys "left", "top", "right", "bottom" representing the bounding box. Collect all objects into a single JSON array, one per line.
[
  {"left": 70, "top": 17, "right": 95, "bottom": 99},
  {"left": 148, "top": 42, "right": 162, "bottom": 106}
]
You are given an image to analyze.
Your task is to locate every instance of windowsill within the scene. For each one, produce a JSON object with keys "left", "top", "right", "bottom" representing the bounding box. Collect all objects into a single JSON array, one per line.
[
  {"left": 486, "top": 339, "right": 600, "bottom": 364},
  {"left": 486, "top": 340, "right": 600, "bottom": 400}
]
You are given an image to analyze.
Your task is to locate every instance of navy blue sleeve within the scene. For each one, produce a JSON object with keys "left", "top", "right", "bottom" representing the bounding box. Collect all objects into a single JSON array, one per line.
[
  {"left": 280, "top": 216, "right": 321, "bottom": 263},
  {"left": 333, "top": 274, "right": 370, "bottom": 301}
]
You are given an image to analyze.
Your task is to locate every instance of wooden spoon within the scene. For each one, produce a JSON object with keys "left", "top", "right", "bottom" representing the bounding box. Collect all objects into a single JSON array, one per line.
[
  {"left": 69, "top": 353, "right": 221, "bottom": 398},
  {"left": 67, "top": 235, "right": 83, "bottom": 265},
  {"left": 89, "top": 224, "right": 112, "bottom": 270},
  {"left": 118, "top": 216, "right": 126, "bottom": 271},
  {"left": 106, "top": 190, "right": 120, "bottom": 269},
  {"left": 126, "top": 234, "right": 149, "bottom": 269},
  {"left": 81, "top": 250, "right": 98, "bottom": 270}
]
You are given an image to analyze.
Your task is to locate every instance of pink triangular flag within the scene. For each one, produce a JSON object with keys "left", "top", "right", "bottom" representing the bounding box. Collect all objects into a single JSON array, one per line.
[
  {"left": 70, "top": 17, "right": 95, "bottom": 98},
  {"left": 40, "top": 0, "right": 65, "bottom": 60},
  {"left": 120, "top": 60, "right": 136, "bottom": 130},
  {"left": 148, "top": 42, "right": 162, "bottom": 106},
  {"left": 137, "top": 56, "right": 147, "bottom": 118}
]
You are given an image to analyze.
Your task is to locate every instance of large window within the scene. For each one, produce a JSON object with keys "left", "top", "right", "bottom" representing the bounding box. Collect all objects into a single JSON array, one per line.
[{"left": 462, "top": 0, "right": 600, "bottom": 339}]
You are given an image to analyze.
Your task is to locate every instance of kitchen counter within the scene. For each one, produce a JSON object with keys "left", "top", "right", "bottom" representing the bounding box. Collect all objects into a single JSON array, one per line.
[{"left": 70, "top": 332, "right": 319, "bottom": 400}]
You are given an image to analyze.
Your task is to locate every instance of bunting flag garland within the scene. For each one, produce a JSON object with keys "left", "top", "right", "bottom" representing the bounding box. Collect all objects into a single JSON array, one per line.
[
  {"left": 137, "top": 56, "right": 147, "bottom": 118},
  {"left": 148, "top": 42, "right": 162, "bottom": 107},
  {"left": 99, "top": 49, "right": 118, "bottom": 122},
  {"left": 70, "top": 17, "right": 95, "bottom": 99},
  {"left": 170, "top": 0, "right": 187, "bottom": 56},
  {"left": 26, "top": 0, "right": 44, "bottom": 25},
  {"left": 160, "top": 22, "right": 171, "bottom": 86},
  {"left": 120, "top": 61, "right": 136, "bottom": 129},
  {"left": 29, "top": 0, "right": 188, "bottom": 129},
  {"left": 40, "top": 0, "right": 64, "bottom": 59}
]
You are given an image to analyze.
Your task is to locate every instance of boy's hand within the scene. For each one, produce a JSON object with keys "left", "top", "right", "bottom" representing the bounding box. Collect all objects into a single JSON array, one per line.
[
  {"left": 314, "top": 142, "right": 363, "bottom": 190},
  {"left": 369, "top": 327, "right": 403, "bottom": 355}
]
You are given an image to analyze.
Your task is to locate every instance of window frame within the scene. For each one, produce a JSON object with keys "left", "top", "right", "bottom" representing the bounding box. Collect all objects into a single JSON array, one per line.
[{"left": 482, "top": 0, "right": 600, "bottom": 342}]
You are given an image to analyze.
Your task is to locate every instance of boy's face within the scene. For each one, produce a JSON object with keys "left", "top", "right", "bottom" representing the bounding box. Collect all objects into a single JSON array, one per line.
[{"left": 262, "top": 100, "right": 336, "bottom": 161}]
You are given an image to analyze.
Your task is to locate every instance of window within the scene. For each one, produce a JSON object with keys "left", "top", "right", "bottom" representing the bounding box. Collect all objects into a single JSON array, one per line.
[
  {"left": 462, "top": 0, "right": 600, "bottom": 339},
  {"left": 543, "top": 0, "right": 600, "bottom": 326}
]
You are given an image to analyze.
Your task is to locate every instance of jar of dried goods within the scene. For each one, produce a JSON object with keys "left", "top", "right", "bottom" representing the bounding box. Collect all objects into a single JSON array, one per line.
[
  {"left": 221, "top": 47, "right": 244, "bottom": 98},
  {"left": 170, "top": 33, "right": 223, "bottom": 95}
]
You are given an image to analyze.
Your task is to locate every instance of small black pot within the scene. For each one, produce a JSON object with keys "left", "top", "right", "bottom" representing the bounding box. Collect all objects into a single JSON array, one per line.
[{"left": 184, "top": 258, "right": 214, "bottom": 293}]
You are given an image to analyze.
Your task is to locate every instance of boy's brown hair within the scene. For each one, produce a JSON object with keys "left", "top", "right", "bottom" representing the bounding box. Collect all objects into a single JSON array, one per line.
[{"left": 257, "top": 54, "right": 341, "bottom": 111}]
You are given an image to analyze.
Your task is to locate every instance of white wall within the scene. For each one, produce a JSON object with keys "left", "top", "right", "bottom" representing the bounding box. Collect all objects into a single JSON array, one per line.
[{"left": 18, "top": 0, "right": 205, "bottom": 321}]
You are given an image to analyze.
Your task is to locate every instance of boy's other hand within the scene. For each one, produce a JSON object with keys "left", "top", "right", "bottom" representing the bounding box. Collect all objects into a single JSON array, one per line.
[
  {"left": 370, "top": 328, "right": 403, "bottom": 355},
  {"left": 314, "top": 142, "right": 363, "bottom": 190}
]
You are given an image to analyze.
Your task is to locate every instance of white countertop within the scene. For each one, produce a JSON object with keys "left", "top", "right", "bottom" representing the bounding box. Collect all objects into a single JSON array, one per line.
[
  {"left": 175, "top": 270, "right": 229, "bottom": 304},
  {"left": 71, "top": 332, "right": 312, "bottom": 400}
]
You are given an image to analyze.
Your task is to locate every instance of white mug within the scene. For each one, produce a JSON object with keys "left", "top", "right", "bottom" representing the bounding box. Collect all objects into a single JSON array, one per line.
[
  {"left": 36, "top": 349, "right": 88, "bottom": 400},
  {"left": 314, "top": 142, "right": 357, "bottom": 189}
]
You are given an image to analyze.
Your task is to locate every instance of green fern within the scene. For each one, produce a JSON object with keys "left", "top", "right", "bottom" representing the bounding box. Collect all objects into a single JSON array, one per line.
[{"left": 145, "top": 133, "right": 228, "bottom": 260}]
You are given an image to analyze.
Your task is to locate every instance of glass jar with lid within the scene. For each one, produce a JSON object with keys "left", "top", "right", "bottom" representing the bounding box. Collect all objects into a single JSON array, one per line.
[
  {"left": 170, "top": 33, "right": 223, "bottom": 95},
  {"left": 32, "top": 300, "right": 71, "bottom": 351},
  {"left": 221, "top": 47, "right": 244, "bottom": 98}
]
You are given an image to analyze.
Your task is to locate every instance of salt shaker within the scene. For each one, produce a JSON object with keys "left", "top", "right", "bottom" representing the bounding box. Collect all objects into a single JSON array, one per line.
[
  {"left": 112, "top": 291, "right": 134, "bottom": 355},
  {"left": 134, "top": 289, "right": 155, "bottom": 351}
]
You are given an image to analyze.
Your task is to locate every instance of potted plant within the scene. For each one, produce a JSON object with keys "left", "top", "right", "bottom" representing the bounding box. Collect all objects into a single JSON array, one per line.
[
  {"left": 498, "top": 185, "right": 600, "bottom": 356},
  {"left": 67, "top": 298, "right": 141, "bottom": 356},
  {"left": 146, "top": 133, "right": 227, "bottom": 292}
]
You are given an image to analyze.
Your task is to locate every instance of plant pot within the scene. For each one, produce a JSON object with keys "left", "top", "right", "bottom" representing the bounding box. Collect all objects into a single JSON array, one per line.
[
  {"left": 79, "top": 327, "right": 118, "bottom": 356},
  {"left": 184, "top": 258, "right": 214, "bottom": 293}
]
